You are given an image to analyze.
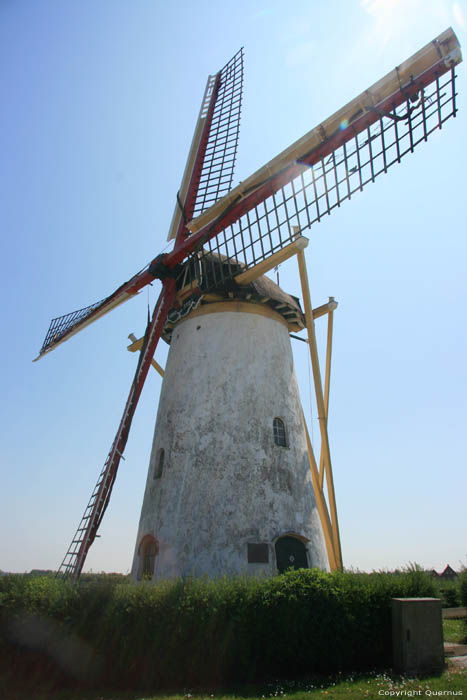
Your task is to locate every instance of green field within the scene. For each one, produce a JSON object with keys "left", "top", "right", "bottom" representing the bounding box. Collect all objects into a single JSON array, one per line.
[{"left": 444, "top": 618, "right": 466, "bottom": 644}]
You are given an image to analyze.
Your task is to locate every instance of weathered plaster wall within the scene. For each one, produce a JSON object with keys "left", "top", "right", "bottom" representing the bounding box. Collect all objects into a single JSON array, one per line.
[{"left": 131, "top": 305, "right": 329, "bottom": 580}]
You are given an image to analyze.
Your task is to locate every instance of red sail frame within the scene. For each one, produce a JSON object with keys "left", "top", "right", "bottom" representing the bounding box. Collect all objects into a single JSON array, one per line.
[
  {"left": 56, "top": 52, "right": 238, "bottom": 581},
  {"left": 169, "top": 56, "right": 460, "bottom": 268},
  {"left": 58, "top": 279, "right": 176, "bottom": 581}
]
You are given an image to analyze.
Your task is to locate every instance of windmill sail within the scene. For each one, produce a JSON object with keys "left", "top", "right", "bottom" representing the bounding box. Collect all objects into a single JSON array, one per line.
[
  {"left": 191, "top": 48, "right": 244, "bottom": 219},
  {"left": 35, "top": 49, "right": 244, "bottom": 361},
  {"left": 34, "top": 265, "right": 155, "bottom": 360},
  {"left": 176, "top": 28, "right": 461, "bottom": 292},
  {"left": 57, "top": 280, "right": 177, "bottom": 582},
  {"left": 54, "top": 51, "right": 244, "bottom": 582},
  {"left": 167, "top": 48, "right": 244, "bottom": 240}
]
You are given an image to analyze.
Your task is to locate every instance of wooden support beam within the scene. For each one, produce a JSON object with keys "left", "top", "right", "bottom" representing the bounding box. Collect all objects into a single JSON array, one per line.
[
  {"left": 127, "top": 334, "right": 165, "bottom": 377},
  {"left": 288, "top": 321, "right": 305, "bottom": 332},
  {"left": 312, "top": 299, "right": 338, "bottom": 321},
  {"left": 301, "top": 410, "right": 338, "bottom": 572},
  {"left": 234, "top": 237, "right": 309, "bottom": 285},
  {"left": 319, "top": 299, "right": 335, "bottom": 491},
  {"left": 294, "top": 228, "right": 343, "bottom": 570}
]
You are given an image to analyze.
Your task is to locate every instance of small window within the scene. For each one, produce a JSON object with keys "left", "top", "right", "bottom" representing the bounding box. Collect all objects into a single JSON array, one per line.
[
  {"left": 273, "top": 418, "right": 287, "bottom": 447},
  {"left": 248, "top": 543, "right": 269, "bottom": 563},
  {"left": 137, "top": 535, "right": 158, "bottom": 581},
  {"left": 154, "top": 448, "right": 164, "bottom": 479},
  {"left": 142, "top": 540, "right": 157, "bottom": 578}
]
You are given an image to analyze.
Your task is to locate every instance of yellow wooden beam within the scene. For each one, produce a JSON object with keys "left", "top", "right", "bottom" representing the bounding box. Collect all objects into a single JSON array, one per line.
[
  {"left": 312, "top": 299, "right": 338, "bottom": 321},
  {"left": 319, "top": 298, "right": 335, "bottom": 491},
  {"left": 127, "top": 334, "right": 144, "bottom": 351},
  {"left": 301, "top": 410, "right": 338, "bottom": 572},
  {"left": 294, "top": 229, "right": 343, "bottom": 570},
  {"left": 127, "top": 333, "right": 165, "bottom": 377},
  {"left": 234, "top": 237, "right": 309, "bottom": 285}
]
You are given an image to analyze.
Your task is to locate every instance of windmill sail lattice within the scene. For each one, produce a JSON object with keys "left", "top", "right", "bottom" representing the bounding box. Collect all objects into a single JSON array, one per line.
[
  {"left": 36, "top": 266, "right": 152, "bottom": 359},
  {"left": 183, "top": 67, "right": 458, "bottom": 293},
  {"left": 37, "top": 49, "right": 244, "bottom": 360},
  {"left": 40, "top": 299, "right": 107, "bottom": 353},
  {"left": 190, "top": 48, "right": 243, "bottom": 219}
]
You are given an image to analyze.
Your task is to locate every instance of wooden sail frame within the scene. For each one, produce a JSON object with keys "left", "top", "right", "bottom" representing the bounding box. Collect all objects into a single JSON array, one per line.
[{"left": 186, "top": 28, "right": 461, "bottom": 237}]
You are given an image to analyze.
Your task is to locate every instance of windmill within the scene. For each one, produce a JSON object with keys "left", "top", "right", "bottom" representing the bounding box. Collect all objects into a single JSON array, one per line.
[{"left": 35, "top": 29, "right": 462, "bottom": 583}]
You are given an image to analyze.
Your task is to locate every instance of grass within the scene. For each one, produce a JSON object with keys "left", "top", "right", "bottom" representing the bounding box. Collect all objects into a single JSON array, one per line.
[
  {"left": 444, "top": 618, "right": 466, "bottom": 644},
  {"left": 3, "top": 668, "right": 467, "bottom": 700}
]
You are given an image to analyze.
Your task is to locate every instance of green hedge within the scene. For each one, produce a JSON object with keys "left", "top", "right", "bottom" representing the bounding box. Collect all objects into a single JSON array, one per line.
[
  {"left": 0, "top": 568, "right": 437, "bottom": 691},
  {"left": 459, "top": 570, "right": 467, "bottom": 644},
  {"left": 459, "top": 570, "right": 467, "bottom": 607}
]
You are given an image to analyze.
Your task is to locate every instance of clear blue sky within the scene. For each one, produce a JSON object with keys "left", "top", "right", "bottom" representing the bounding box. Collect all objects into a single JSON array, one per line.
[{"left": 1, "top": 0, "right": 466, "bottom": 575}]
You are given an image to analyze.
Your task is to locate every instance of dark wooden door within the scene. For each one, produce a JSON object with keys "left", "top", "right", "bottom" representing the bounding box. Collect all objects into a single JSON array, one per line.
[{"left": 275, "top": 536, "right": 308, "bottom": 573}]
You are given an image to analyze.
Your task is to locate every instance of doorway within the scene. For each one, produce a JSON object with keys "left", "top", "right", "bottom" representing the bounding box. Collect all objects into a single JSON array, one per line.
[{"left": 275, "top": 535, "right": 308, "bottom": 573}]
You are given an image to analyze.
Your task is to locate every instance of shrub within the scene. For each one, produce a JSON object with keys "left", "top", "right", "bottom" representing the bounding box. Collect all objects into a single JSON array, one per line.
[
  {"left": 459, "top": 569, "right": 467, "bottom": 607},
  {"left": 0, "top": 569, "right": 438, "bottom": 691},
  {"left": 435, "top": 580, "right": 460, "bottom": 608}
]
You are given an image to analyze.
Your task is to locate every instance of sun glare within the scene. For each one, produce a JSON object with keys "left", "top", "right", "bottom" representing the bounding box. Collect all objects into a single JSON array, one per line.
[
  {"left": 453, "top": 2, "right": 465, "bottom": 29},
  {"left": 361, "top": 0, "right": 404, "bottom": 19},
  {"left": 360, "top": 0, "right": 425, "bottom": 47},
  {"left": 359, "top": 0, "right": 464, "bottom": 49}
]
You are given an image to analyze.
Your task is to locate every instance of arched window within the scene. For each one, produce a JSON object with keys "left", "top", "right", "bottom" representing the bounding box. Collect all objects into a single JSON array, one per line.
[
  {"left": 137, "top": 535, "right": 158, "bottom": 580},
  {"left": 273, "top": 417, "right": 287, "bottom": 447},
  {"left": 154, "top": 448, "right": 164, "bottom": 479}
]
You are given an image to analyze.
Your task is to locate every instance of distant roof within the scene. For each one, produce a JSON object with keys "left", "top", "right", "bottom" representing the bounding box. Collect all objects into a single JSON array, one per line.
[{"left": 430, "top": 565, "right": 458, "bottom": 578}]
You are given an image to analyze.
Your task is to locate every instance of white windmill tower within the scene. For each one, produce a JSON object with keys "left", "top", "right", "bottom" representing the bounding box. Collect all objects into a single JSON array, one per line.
[
  {"left": 130, "top": 262, "right": 332, "bottom": 580},
  {"left": 35, "top": 30, "right": 462, "bottom": 583}
]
